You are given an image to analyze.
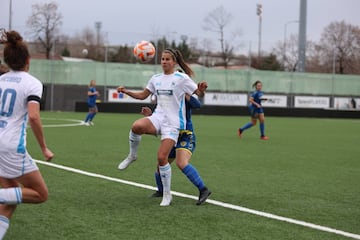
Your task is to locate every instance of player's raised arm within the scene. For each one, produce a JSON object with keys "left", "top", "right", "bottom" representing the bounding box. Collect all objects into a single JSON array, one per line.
[
  {"left": 117, "top": 86, "right": 152, "bottom": 100},
  {"left": 194, "top": 81, "right": 208, "bottom": 97}
]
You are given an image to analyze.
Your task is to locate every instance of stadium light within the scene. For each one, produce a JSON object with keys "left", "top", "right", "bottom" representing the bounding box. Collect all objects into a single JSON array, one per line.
[
  {"left": 256, "top": 4, "right": 263, "bottom": 62},
  {"left": 256, "top": 4, "right": 262, "bottom": 16}
]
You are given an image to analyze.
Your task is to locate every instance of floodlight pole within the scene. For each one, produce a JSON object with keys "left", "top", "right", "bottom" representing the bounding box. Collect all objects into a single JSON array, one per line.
[
  {"left": 256, "top": 4, "right": 262, "bottom": 64},
  {"left": 8, "top": 0, "right": 12, "bottom": 30}
]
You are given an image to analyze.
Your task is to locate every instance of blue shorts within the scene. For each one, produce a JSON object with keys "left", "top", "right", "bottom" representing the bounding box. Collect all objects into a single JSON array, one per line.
[
  {"left": 249, "top": 106, "right": 264, "bottom": 118},
  {"left": 168, "top": 130, "right": 196, "bottom": 159}
]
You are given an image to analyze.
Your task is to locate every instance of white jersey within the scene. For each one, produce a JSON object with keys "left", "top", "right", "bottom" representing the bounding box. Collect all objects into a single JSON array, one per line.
[
  {"left": 146, "top": 71, "right": 197, "bottom": 130},
  {"left": 0, "top": 71, "right": 43, "bottom": 153}
]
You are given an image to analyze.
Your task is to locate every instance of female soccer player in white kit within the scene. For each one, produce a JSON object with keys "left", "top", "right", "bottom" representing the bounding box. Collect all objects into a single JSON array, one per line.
[
  {"left": 0, "top": 29, "right": 54, "bottom": 239},
  {"left": 117, "top": 48, "right": 207, "bottom": 206}
]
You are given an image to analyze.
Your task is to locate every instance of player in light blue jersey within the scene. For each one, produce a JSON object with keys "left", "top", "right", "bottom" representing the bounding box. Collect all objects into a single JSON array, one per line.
[
  {"left": 83, "top": 79, "right": 99, "bottom": 126},
  {"left": 117, "top": 48, "right": 207, "bottom": 206},
  {"left": 143, "top": 93, "right": 211, "bottom": 205},
  {"left": 0, "top": 29, "right": 54, "bottom": 239},
  {"left": 238, "top": 80, "right": 269, "bottom": 140}
]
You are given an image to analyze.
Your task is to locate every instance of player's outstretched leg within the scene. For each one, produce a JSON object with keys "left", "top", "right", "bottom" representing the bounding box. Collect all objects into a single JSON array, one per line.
[
  {"left": 181, "top": 164, "right": 211, "bottom": 205},
  {"left": 118, "top": 130, "right": 141, "bottom": 170},
  {"left": 238, "top": 122, "right": 253, "bottom": 138}
]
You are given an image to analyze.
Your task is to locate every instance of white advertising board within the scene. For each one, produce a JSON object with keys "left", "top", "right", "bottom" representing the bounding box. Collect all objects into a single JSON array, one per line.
[
  {"left": 261, "top": 95, "right": 288, "bottom": 108},
  {"left": 108, "top": 89, "right": 152, "bottom": 103},
  {"left": 204, "top": 93, "right": 248, "bottom": 106},
  {"left": 294, "top": 96, "right": 330, "bottom": 108},
  {"left": 333, "top": 97, "right": 359, "bottom": 109}
]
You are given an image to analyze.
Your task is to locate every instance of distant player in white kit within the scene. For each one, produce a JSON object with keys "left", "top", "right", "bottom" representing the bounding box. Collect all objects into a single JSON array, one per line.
[
  {"left": 0, "top": 29, "right": 54, "bottom": 239},
  {"left": 117, "top": 48, "right": 207, "bottom": 206}
]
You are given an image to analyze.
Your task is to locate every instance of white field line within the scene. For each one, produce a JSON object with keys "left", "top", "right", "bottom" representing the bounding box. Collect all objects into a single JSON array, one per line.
[
  {"left": 41, "top": 118, "right": 84, "bottom": 128},
  {"left": 35, "top": 159, "right": 360, "bottom": 240}
]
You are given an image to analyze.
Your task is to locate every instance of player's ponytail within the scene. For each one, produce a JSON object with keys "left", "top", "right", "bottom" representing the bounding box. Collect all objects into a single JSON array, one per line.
[
  {"left": 0, "top": 29, "right": 29, "bottom": 71},
  {"left": 164, "top": 48, "right": 194, "bottom": 77}
]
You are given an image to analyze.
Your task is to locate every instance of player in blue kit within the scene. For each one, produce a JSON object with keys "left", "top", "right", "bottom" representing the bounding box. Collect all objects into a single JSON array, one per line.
[
  {"left": 84, "top": 80, "right": 100, "bottom": 126},
  {"left": 142, "top": 93, "right": 211, "bottom": 205},
  {"left": 238, "top": 80, "right": 269, "bottom": 140},
  {"left": 83, "top": 79, "right": 99, "bottom": 126}
]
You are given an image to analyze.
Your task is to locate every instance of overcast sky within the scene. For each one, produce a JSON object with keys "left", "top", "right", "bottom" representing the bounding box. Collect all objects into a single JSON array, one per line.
[{"left": 1, "top": 0, "right": 359, "bottom": 53}]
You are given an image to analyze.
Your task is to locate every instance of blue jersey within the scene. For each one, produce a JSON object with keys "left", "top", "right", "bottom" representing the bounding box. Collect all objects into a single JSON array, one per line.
[
  {"left": 250, "top": 90, "right": 264, "bottom": 107},
  {"left": 168, "top": 96, "right": 201, "bottom": 158},
  {"left": 184, "top": 96, "right": 201, "bottom": 132},
  {"left": 87, "top": 86, "right": 97, "bottom": 107},
  {"left": 249, "top": 90, "right": 264, "bottom": 116}
]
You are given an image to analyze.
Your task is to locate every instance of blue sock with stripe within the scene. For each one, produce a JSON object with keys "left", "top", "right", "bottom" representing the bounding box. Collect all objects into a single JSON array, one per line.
[{"left": 182, "top": 164, "right": 205, "bottom": 191}]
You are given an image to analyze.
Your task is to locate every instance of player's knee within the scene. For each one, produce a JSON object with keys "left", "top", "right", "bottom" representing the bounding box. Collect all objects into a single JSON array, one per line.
[
  {"left": 131, "top": 122, "right": 144, "bottom": 134},
  {"left": 157, "top": 153, "right": 169, "bottom": 165},
  {"left": 176, "top": 161, "right": 187, "bottom": 170},
  {"left": 36, "top": 189, "right": 49, "bottom": 203}
]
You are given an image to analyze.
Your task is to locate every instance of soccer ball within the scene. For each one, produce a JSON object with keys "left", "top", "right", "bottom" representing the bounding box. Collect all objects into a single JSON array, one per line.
[
  {"left": 82, "top": 49, "right": 88, "bottom": 57},
  {"left": 133, "top": 40, "right": 155, "bottom": 63}
]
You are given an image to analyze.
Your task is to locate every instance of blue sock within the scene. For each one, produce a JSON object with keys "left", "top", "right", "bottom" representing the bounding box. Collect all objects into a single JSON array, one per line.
[
  {"left": 240, "top": 122, "right": 253, "bottom": 132},
  {"left": 260, "top": 122, "right": 265, "bottom": 136},
  {"left": 89, "top": 112, "right": 96, "bottom": 121},
  {"left": 84, "top": 113, "right": 91, "bottom": 122},
  {"left": 154, "top": 172, "right": 163, "bottom": 193},
  {"left": 182, "top": 164, "right": 205, "bottom": 191}
]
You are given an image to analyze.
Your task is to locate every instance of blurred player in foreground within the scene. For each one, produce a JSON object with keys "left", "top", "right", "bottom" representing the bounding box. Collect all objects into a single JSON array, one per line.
[
  {"left": 238, "top": 80, "right": 269, "bottom": 140},
  {"left": 0, "top": 29, "right": 54, "bottom": 239}
]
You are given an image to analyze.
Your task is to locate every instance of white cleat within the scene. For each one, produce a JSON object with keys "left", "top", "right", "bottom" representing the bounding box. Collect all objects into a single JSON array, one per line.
[
  {"left": 117, "top": 155, "right": 137, "bottom": 170},
  {"left": 160, "top": 193, "right": 172, "bottom": 206},
  {"left": 83, "top": 121, "right": 91, "bottom": 126}
]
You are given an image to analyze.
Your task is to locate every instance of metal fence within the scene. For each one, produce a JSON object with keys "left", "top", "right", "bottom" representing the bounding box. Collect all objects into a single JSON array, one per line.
[{"left": 29, "top": 59, "right": 360, "bottom": 96}]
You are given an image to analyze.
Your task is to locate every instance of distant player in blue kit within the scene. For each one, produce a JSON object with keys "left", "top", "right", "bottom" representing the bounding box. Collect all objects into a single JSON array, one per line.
[
  {"left": 83, "top": 79, "right": 99, "bottom": 126},
  {"left": 142, "top": 93, "right": 211, "bottom": 205},
  {"left": 238, "top": 80, "right": 269, "bottom": 140}
]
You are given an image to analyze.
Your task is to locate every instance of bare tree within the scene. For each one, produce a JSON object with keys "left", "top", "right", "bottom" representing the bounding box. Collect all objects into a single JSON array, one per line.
[
  {"left": 318, "top": 21, "right": 360, "bottom": 74},
  {"left": 26, "top": 2, "right": 62, "bottom": 59},
  {"left": 272, "top": 34, "right": 299, "bottom": 71},
  {"left": 203, "top": 6, "right": 239, "bottom": 68}
]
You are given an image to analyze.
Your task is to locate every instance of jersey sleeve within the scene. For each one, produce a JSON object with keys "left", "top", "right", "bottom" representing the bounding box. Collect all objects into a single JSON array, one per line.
[
  {"left": 145, "top": 75, "right": 156, "bottom": 94},
  {"left": 188, "top": 96, "right": 201, "bottom": 109},
  {"left": 26, "top": 78, "right": 43, "bottom": 103},
  {"left": 183, "top": 75, "right": 198, "bottom": 95}
]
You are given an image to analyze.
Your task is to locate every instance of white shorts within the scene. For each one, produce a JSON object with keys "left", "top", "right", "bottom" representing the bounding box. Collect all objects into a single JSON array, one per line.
[
  {"left": 0, "top": 151, "right": 39, "bottom": 179},
  {"left": 147, "top": 114, "right": 179, "bottom": 144}
]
